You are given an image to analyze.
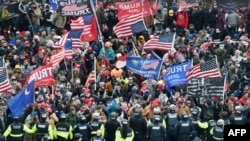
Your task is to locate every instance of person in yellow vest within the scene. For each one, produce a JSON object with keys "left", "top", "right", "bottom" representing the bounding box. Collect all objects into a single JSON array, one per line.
[
  {"left": 115, "top": 119, "right": 134, "bottom": 141},
  {"left": 54, "top": 113, "right": 73, "bottom": 141},
  {"left": 31, "top": 113, "right": 54, "bottom": 141},
  {"left": 3, "top": 117, "right": 34, "bottom": 141},
  {"left": 210, "top": 119, "right": 224, "bottom": 141}
]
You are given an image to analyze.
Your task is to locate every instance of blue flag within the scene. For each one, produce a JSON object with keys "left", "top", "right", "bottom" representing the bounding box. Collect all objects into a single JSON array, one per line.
[
  {"left": 126, "top": 57, "right": 163, "bottom": 79},
  {"left": 163, "top": 61, "right": 192, "bottom": 90},
  {"left": 8, "top": 80, "right": 35, "bottom": 117},
  {"left": 49, "top": 0, "right": 58, "bottom": 10}
]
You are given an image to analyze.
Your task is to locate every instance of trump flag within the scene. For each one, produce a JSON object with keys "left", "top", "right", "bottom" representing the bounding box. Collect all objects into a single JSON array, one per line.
[
  {"left": 8, "top": 80, "right": 35, "bottom": 117},
  {"left": 126, "top": 57, "right": 163, "bottom": 79}
]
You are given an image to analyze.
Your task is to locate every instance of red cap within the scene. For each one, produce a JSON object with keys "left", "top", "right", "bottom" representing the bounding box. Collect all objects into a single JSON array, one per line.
[
  {"left": 20, "top": 31, "right": 26, "bottom": 36},
  {"left": 87, "top": 46, "right": 93, "bottom": 51},
  {"left": 84, "top": 98, "right": 90, "bottom": 104}
]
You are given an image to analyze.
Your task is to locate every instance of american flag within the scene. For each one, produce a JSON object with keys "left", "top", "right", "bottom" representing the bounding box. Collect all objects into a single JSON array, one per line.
[
  {"left": 187, "top": 78, "right": 202, "bottom": 96},
  {"left": 205, "top": 77, "right": 225, "bottom": 96},
  {"left": 81, "top": 14, "right": 93, "bottom": 35},
  {"left": 85, "top": 71, "right": 95, "bottom": 88},
  {"left": 67, "top": 30, "right": 83, "bottom": 49},
  {"left": 142, "top": 60, "right": 159, "bottom": 70},
  {"left": 62, "top": 4, "right": 87, "bottom": 12},
  {"left": 70, "top": 16, "right": 85, "bottom": 30},
  {"left": 200, "top": 42, "right": 219, "bottom": 50},
  {"left": 186, "top": 58, "right": 221, "bottom": 80},
  {"left": 178, "top": 0, "right": 199, "bottom": 11},
  {"left": 52, "top": 32, "right": 69, "bottom": 49},
  {"left": 0, "top": 68, "right": 12, "bottom": 92},
  {"left": 70, "top": 14, "right": 92, "bottom": 35},
  {"left": 113, "top": 13, "right": 147, "bottom": 38},
  {"left": 143, "top": 34, "right": 175, "bottom": 51},
  {"left": 64, "top": 40, "right": 73, "bottom": 59},
  {"left": 50, "top": 48, "right": 65, "bottom": 68}
]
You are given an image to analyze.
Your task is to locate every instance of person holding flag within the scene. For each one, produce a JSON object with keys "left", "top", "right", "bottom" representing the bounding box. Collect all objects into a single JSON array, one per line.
[{"left": 3, "top": 80, "right": 35, "bottom": 141}]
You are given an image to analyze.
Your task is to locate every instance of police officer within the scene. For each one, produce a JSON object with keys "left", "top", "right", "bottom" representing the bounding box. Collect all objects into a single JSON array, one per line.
[
  {"left": 209, "top": 119, "right": 224, "bottom": 141},
  {"left": 229, "top": 106, "right": 247, "bottom": 125},
  {"left": 189, "top": 108, "right": 199, "bottom": 136},
  {"left": 90, "top": 129, "right": 105, "bottom": 141},
  {"left": 174, "top": 112, "right": 194, "bottom": 141},
  {"left": 129, "top": 108, "right": 147, "bottom": 141},
  {"left": 32, "top": 113, "right": 53, "bottom": 141},
  {"left": 115, "top": 119, "right": 134, "bottom": 141},
  {"left": 148, "top": 107, "right": 166, "bottom": 128},
  {"left": 73, "top": 133, "right": 82, "bottom": 141},
  {"left": 165, "top": 104, "right": 179, "bottom": 141},
  {"left": 54, "top": 113, "right": 73, "bottom": 141},
  {"left": 220, "top": 111, "right": 230, "bottom": 125},
  {"left": 73, "top": 115, "right": 91, "bottom": 141},
  {"left": 3, "top": 117, "right": 34, "bottom": 141},
  {"left": 89, "top": 112, "right": 105, "bottom": 138},
  {"left": 104, "top": 112, "right": 120, "bottom": 141},
  {"left": 147, "top": 116, "right": 166, "bottom": 141},
  {"left": 197, "top": 112, "right": 216, "bottom": 140}
]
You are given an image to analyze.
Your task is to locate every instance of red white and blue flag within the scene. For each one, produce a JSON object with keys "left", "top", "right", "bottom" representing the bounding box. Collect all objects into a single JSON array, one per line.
[
  {"left": 113, "top": 12, "right": 147, "bottom": 38},
  {"left": 143, "top": 34, "right": 175, "bottom": 51}
]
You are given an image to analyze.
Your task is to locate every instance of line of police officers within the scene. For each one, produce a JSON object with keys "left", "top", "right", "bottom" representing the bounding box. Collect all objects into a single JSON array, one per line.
[{"left": 2, "top": 104, "right": 248, "bottom": 141}]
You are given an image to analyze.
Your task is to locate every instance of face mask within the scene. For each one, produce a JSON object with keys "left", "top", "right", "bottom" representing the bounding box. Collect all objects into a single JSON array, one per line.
[{"left": 219, "top": 46, "right": 224, "bottom": 49}]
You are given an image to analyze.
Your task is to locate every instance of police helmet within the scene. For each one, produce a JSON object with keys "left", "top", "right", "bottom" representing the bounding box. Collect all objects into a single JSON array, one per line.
[
  {"left": 205, "top": 112, "right": 213, "bottom": 120},
  {"left": 13, "top": 116, "right": 20, "bottom": 122},
  {"left": 153, "top": 115, "right": 161, "bottom": 123},
  {"left": 93, "top": 112, "right": 100, "bottom": 118},
  {"left": 110, "top": 112, "right": 117, "bottom": 120},
  {"left": 235, "top": 106, "right": 242, "bottom": 114},
  {"left": 79, "top": 115, "right": 86, "bottom": 121},
  {"left": 169, "top": 104, "right": 176, "bottom": 112},
  {"left": 74, "top": 133, "right": 82, "bottom": 140},
  {"left": 41, "top": 113, "right": 47, "bottom": 120},
  {"left": 59, "top": 113, "right": 67, "bottom": 120},
  {"left": 191, "top": 108, "right": 199, "bottom": 115},
  {"left": 182, "top": 112, "right": 189, "bottom": 119},
  {"left": 133, "top": 107, "right": 142, "bottom": 116},
  {"left": 220, "top": 111, "right": 228, "bottom": 118},
  {"left": 122, "top": 119, "right": 128, "bottom": 126},
  {"left": 217, "top": 119, "right": 224, "bottom": 126},
  {"left": 153, "top": 107, "right": 161, "bottom": 115}
]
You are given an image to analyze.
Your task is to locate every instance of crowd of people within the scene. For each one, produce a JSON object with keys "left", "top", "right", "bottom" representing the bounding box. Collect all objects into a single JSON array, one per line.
[{"left": 0, "top": 0, "right": 250, "bottom": 141}]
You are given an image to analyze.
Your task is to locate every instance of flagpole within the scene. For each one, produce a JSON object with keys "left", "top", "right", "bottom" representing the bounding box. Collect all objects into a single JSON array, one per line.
[
  {"left": 132, "top": 42, "right": 140, "bottom": 56},
  {"left": 90, "top": 0, "right": 105, "bottom": 53},
  {"left": 64, "top": 58, "right": 68, "bottom": 71},
  {"left": 171, "top": 33, "right": 176, "bottom": 50},
  {"left": 222, "top": 72, "right": 228, "bottom": 102},
  {"left": 94, "top": 57, "right": 97, "bottom": 91}
]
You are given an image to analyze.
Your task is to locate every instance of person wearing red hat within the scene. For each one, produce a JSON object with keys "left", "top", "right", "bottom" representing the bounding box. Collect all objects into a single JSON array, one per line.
[
  {"left": 143, "top": 99, "right": 161, "bottom": 119},
  {"left": 20, "top": 59, "right": 33, "bottom": 78}
]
